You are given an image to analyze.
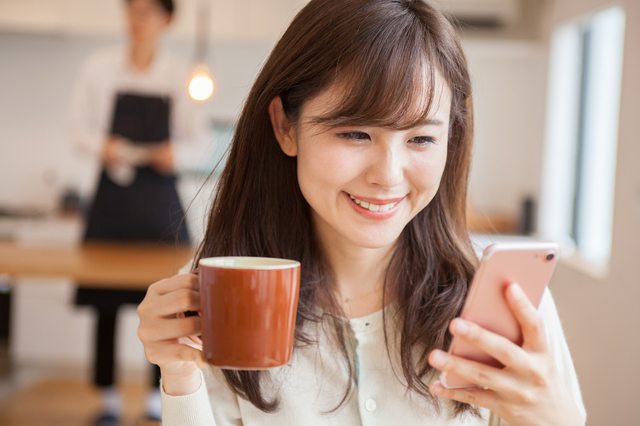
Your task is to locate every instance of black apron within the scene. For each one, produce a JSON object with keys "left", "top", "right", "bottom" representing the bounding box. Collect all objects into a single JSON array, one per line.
[
  {"left": 82, "top": 92, "right": 188, "bottom": 244},
  {"left": 77, "top": 92, "right": 189, "bottom": 387},
  {"left": 82, "top": 166, "right": 188, "bottom": 243}
]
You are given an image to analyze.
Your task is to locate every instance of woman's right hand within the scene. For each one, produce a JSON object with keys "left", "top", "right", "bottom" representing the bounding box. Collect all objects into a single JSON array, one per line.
[{"left": 137, "top": 273, "right": 204, "bottom": 395}]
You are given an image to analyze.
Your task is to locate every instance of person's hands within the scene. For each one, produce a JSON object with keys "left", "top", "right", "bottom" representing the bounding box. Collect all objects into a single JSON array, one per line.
[
  {"left": 102, "top": 136, "right": 123, "bottom": 166},
  {"left": 137, "top": 273, "right": 204, "bottom": 395},
  {"left": 427, "top": 284, "right": 584, "bottom": 426},
  {"left": 149, "top": 140, "right": 175, "bottom": 175}
]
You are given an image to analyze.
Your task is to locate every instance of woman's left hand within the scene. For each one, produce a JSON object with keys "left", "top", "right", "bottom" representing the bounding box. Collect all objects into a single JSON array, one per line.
[{"left": 428, "top": 283, "right": 584, "bottom": 426}]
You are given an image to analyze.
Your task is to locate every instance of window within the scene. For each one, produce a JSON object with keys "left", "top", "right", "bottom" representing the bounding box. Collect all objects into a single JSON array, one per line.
[
  {"left": 207, "top": 120, "right": 235, "bottom": 176},
  {"left": 183, "top": 120, "right": 235, "bottom": 178},
  {"left": 539, "top": 7, "right": 625, "bottom": 273}
]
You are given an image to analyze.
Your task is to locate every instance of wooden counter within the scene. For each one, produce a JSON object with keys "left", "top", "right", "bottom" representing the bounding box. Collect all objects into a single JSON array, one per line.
[{"left": 0, "top": 241, "right": 194, "bottom": 289}]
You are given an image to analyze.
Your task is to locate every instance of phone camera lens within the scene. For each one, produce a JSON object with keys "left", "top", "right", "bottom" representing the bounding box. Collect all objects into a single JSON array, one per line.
[{"left": 546, "top": 253, "right": 555, "bottom": 261}]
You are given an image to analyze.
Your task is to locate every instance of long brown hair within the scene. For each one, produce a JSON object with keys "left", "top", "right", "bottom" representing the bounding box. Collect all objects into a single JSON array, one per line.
[{"left": 195, "top": 0, "right": 477, "bottom": 417}]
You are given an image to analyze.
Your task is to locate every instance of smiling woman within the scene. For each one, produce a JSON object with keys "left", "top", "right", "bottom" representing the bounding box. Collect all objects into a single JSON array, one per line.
[
  {"left": 135, "top": 0, "right": 586, "bottom": 425},
  {"left": 193, "top": 0, "right": 479, "bottom": 413}
]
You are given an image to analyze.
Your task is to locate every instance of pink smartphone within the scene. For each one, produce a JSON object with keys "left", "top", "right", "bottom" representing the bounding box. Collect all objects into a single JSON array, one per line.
[{"left": 440, "top": 241, "right": 559, "bottom": 389}]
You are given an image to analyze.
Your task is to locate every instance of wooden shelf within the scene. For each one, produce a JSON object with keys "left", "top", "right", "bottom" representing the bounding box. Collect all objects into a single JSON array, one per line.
[{"left": 0, "top": 241, "right": 194, "bottom": 289}]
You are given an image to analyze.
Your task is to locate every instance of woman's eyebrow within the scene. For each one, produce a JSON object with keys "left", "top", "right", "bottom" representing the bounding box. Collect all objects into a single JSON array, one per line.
[{"left": 424, "top": 118, "right": 444, "bottom": 126}]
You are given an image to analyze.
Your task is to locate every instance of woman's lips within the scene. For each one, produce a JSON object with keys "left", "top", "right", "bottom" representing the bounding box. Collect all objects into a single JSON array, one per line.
[{"left": 344, "top": 192, "right": 403, "bottom": 218}]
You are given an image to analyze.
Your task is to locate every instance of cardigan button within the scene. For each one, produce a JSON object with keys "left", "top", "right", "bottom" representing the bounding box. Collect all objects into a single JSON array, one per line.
[
  {"left": 365, "top": 398, "right": 377, "bottom": 412},
  {"left": 352, "top": 321, "right": 367, "bottom": 331}
]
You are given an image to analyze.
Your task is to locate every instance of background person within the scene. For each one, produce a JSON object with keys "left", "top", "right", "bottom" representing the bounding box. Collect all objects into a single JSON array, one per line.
[{"left": 66, "top": 0, "right": 206, "bottom": 423}]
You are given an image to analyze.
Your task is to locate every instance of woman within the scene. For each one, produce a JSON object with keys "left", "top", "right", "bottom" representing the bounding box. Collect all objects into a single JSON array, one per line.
[
  {"left": 137, "top": 0, "right": 586, "bottom": 424},
  {"left": 67, "top": 0, "right": 204, "bottom": 423}
]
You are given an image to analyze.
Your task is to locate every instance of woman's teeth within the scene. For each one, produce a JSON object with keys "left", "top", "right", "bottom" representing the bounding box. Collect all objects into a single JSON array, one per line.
[{"left": 349, "top": 194, "right": 397, "bottom": 212}]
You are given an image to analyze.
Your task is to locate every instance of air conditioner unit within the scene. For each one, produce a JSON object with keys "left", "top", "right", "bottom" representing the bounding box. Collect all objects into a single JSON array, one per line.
[{"left": 432, "top": 0, "right": 522, "bottom": 28}]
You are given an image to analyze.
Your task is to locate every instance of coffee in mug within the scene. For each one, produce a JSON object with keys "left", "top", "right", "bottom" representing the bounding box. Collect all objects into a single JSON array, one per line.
[{"left": 198, "top": 256, "right": 300, "bottom": 369}]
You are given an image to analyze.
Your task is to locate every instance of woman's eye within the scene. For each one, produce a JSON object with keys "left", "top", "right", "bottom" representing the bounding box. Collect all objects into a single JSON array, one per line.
[
  {"left": 409, "top": 136, "right": 435, "bottom": 145},
  {"left": 337, "top": 131, "right": 371, "bottom": 141}
]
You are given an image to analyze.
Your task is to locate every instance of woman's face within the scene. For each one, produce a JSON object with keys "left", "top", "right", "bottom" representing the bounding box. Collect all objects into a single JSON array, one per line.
[
  {"left": 289, "top": 75, "right": 452, "bottom": 252},
  {"left": 127, "top": 0, "right": 171, "bottom": 45}
]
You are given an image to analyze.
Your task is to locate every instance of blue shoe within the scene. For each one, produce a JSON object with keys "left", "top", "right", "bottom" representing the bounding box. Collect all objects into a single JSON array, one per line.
[
  {"left": 145, "top": 413, "right": 161, "bottom": 422},
  {"left": 93, "top": 413, "right": 119, "bottom": 425}
]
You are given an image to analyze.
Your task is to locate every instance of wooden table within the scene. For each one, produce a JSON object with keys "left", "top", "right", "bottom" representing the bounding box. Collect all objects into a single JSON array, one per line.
[{"left": 0, "top": 241, "right": 194, "bottom": 289}]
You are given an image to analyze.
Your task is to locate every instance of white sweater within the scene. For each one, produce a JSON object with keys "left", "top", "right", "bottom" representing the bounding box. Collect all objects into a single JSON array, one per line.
[{"left": 160, "top": 289, "right": 586, "bottom": 426}]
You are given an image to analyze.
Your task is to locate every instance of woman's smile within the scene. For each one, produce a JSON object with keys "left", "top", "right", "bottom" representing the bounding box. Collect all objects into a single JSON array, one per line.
[{"left": 343, "top": 191, "right": 404, "bottom": 220}]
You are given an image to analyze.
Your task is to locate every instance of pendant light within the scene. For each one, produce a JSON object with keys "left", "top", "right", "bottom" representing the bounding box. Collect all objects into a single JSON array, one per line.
[
  {"left": 189, "top": 64, "right": 214, "bottom": 101},
  {"left": 188, "top": 0, "right": 214, "bottom": 101}
]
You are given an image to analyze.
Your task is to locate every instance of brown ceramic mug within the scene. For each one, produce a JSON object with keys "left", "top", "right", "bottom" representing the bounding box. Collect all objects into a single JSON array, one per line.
[{"left": 198, "top": 256, "right": 301, "bottom": 369}]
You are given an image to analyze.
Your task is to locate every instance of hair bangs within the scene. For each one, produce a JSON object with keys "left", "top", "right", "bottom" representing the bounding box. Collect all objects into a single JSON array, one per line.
[{"left": 310, "top": 16, "right": 445, "bottom": 131}]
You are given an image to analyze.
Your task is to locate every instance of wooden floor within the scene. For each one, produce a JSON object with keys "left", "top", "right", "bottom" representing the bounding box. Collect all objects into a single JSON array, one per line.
[{"left": 0, "top": 379, "right": 160, "bottom": 426}]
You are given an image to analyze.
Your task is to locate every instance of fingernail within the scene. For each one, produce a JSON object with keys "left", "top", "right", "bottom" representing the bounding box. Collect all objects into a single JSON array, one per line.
[
  {"left": 453, "top": 319, "right": 470, "bottom": 335},
  {"left": 430, "top": 351, "right": 447, "bottom": 367},
  {"left": 431, "top": 381, "right": 444, "bottom": 394},
  {"left": 510, "top": 283, "right": 524, "bottom": 301}
]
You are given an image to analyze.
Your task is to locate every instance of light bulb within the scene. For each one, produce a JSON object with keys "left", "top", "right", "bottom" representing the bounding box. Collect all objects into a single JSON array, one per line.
[{"left": 188, "top": 65, "right": 214, "bottom": 101}]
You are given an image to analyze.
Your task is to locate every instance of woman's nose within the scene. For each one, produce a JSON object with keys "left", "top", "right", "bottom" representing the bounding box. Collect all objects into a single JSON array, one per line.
[{"left": 363, "top": 142, "right": 404, "bottom": 189}]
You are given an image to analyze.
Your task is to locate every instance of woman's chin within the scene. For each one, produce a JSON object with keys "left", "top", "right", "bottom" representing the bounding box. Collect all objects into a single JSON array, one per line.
[{"left": 345, "top": 231, "right": 401, "bottom": 251}]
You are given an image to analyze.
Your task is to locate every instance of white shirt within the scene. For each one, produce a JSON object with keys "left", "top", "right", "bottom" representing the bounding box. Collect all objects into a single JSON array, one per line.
[
  {"left": 160, "top": 289, "right": 586, "bottom": 425},
  {"left": 66, "top": 45, "right": 207, "bottom": 194}
]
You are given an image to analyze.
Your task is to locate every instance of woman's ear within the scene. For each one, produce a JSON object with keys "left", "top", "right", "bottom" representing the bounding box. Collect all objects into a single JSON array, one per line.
[{"left": 268, "top": 96, "right": 298, "bottom": 157}]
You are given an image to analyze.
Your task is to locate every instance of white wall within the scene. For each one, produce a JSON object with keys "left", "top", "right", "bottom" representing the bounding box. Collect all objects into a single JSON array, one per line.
[
  {"left": 539, "top": 1, "right": 640, "bottom": 424},
  {"left": 464, "top": 39, "right": 547, "bottom": 219}
]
